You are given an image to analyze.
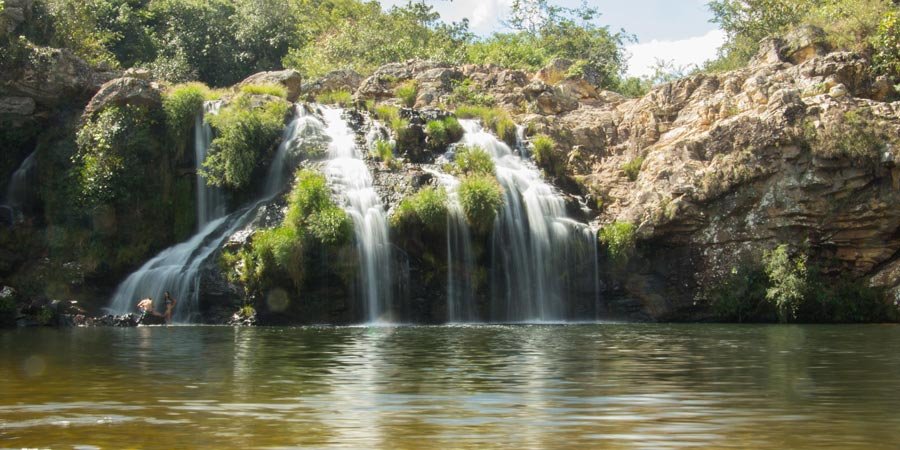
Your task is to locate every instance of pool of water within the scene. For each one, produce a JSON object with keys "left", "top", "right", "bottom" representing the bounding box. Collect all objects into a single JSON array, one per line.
[{"left": 2, "top": 324, "right": 899, "bottom": 448}]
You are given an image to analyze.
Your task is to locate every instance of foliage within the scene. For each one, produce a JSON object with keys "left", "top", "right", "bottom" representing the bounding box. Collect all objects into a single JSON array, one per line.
[
  {"left": 395, "top": 80, "right": 419, "bottom": 107},
  {"left": 530, "top": 134, "right": 559, "bottom": 175},
  {"left": 763, "top": 244, "right": 809, "bottom": 322},
  {"left": 805, "top": 110, "right": 887, "bottom": 163},
  {"left": 202, "top": 94, "right": 289, "bottom": 190},
  {"left": 425, "top": 116, "right": 464, "bottom": 151},
  {"left": 706, "top": 265, "right": 770, "bottom": 322},
  {"left": 707, "top": 0, "right": 897, "bottom": 71},
  {"left": 315, "top": 90, "right": 353, "bottom": 107},
  {"left": 283, "top": 1, "right": 471, "bottom": 78},
  {"left": 372, "top": 139, "right": 395, "bottom": 165},
  {"left": 599, "top": 221, "right": 636, "bottom": 263},
  {"left": 447, "top": 79, "right": 496, "bottom": 107},
  {"left": 458, "top": 174, "right": 504, "bottom": 234},
  {"left": 74, "top": 105, "right": 160, "bottom": 205},
  {"left": 0, "top": 294, "right": 16, "bottom": 328},
  {"left": 621, "top": 156, "right": 644, "bottom": 181},
  {"left": 239, "top": 83, "right": 288, "bottom": 98},
  {"left": 374, "top": 104, "right": 400, "bottom": 124},
  {"left": 873, "top": 10, "right": 900, "bottom": 77},
  {"left": 391, "top": 185, "right": 449, "bottom": 233},
  {"left": 163, "top": 82, "right": 212, "bottom": 147},
  {"left": 454, "top": 145, "right": 495, "bottom": 176},
  {"left": 454, "top": 105, "right": 517, "bottom": 145}
]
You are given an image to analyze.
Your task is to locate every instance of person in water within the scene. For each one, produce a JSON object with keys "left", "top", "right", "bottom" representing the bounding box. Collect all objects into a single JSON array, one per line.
[{"left": 164, "top": 292, "right": 177, "bottom": 323}]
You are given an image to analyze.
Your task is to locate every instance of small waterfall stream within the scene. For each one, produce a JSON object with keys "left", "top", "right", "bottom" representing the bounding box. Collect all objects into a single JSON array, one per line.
[
  {"left": 459, "top": 120, "right": 597, "bottom": 322},
  {"left": 428, "top": 169, "right": 477, "bottom": 322},
  {"left": 194, "top": 101, "right": 226, "bottom": 228},
  {"left": 3, "top": 150, "right": 37, "bottom": 211},
  {"left": 108, "top": 105, "right": 310, "bottom": 321},
  {"left": 321, "top": 107, "right": 393, "bottom": 323}
]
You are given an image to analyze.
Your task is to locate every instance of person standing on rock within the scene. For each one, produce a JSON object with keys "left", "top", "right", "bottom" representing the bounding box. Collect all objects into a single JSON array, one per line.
[{"left": 164, "top": 292, "right": 177, "bottom": 324}]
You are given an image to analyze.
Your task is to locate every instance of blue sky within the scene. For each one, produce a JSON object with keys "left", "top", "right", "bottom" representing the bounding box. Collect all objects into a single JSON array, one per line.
[{"left": 377, "top": 0, "right": 725, "bottom": 77}]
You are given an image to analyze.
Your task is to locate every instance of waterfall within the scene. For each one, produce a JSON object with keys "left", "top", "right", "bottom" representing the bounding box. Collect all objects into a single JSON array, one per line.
[
  {"left": 108, "top": 105, "right": 309, "bottom": 322},
  {"left": 427, "top": 169, "right": 477, "bottom": 322},
  {"left": 3, "top": 150, "right": 37, "bottom": 210},
  {"left": 459, "top": 120, "right": 595, "bottom": 322},
  {"left": 320, "top": 106, "right": 393, "bottom": 323},
  {"left": 194, "top": 101, "right": 226, "bottom": 228}
]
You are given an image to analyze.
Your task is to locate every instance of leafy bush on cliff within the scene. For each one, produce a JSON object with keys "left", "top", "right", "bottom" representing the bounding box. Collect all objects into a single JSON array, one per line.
[
  {"left": 391, "top": 185, "right": 449, "bottom": 233},
  {"left": 458, "top": 174, "right": 503, "bottom": 234},
  {"left": 425, "top": 117, "right": 464, "bottom": 151},
  {"left": 599, "top": 221, "right": 636, "bottom": 263},
  {"left": 74, "top": 105, "right": 160, "bottom": 205},
  {"left": 202, "top": 94, "right": 289, "bottom": 190},
  {"left": 805, "top": 109, "right": 887, "bottom": 164},
  {"left": 873, "top": 10, "right": 900, "bottom": 77},
  {"left": 763, "top": 244, "right": 808, "bottom": 322},
  {"left": 530, "top": 134, "right": 562, "bottom": 177}
]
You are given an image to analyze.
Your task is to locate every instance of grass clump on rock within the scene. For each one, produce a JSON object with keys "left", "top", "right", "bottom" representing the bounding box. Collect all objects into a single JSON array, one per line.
[
  {"left": 391, "top": 185, "right": 449, "bottom": 233},
  {"left": 621, "top": 156, "right": 644, "bottom": 182},
  {"left": 599, "top": 221, "right": 636, "bottom": 263},
  {"left": 425, "top": 116, "right": 464, "bottom": 151},
  {"left": 315, "top": 90, "right": 353, "bottom": 107},
  {"left": 239, "top": 83, "right": 288, "bottom": 98},
  {"left": 395, "top": 80, "right": 419, "bottom": 107},
  {"left": 454, "top": 145, "right": 495, "bottom": 176},
  {"left": 530, "top": 133, "right": 562, "bottom": 176},
  {"left": 458, "top": 174, "right": 504, "bottom": 234},
  {"left": 163, "top": 82, "right": 215, "bottom": 147}
]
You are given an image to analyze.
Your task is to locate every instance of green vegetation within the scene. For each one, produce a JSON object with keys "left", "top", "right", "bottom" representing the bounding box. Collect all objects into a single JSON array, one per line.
[
  {"left": 447, "top": 79, "right": 496, "bottom": 107},
  {"left": 239, "top": 83, "right": 288, "bottom": 98},
  {"left": 454, "top": 105, "right": 517, "bottom": 145},
  {"left": 530, "top": 134, "right": 561, "bottom": 177},
  {"left": 458, "top": 174, "right": 504, "bottom": 234},
  {"left": 705, "top": 265, "right": 770, "bottom": 322},
  {"left": 315, "top": 90, "right": 354, "bottom": 107},
  {"left": 395, "top": 80, "right": 419, "bottom": 107},
  {"left": 874, "top": 11, "right": 900, "bottom": 77},
  {"left": 235, "top": 169, "right": 351, "bottom": 293},
  {"left": 763, "top": 244, "right": 808, "bottom": 322},
  {"left": 372, "top": 139, "right": 395, "bottom": 165},
  {"left": 0, "top": 294, "right": 16, "bottom": 328},
  {"left": 74, "top": 105, "right": 160, "bottom": 205},
  {"left": 425, "top": 116, "right": 464, "bottom": 151},
  {"left": 391, "top": 185, "right": 449, "bottom": 233},
  {"left": 162, "top": 83, "right": 214, "bottom": 149},
  {"left": 707, "top": 0, "right": 899, "bottom": 73},
  {"left": 598, "top": 221, "right": 636, "bottom": 263},
  {"left": 621, "top": 156, "right": 644, "bottom": 182},
  {"left": 454, "top": 145, "right": 495, "bottom": 176},
  {"left": 805, "top": 110, "right": 887, "bottom": 164},
  {"left": 202, "top": 94, "right": 289, "bottom": 190}
]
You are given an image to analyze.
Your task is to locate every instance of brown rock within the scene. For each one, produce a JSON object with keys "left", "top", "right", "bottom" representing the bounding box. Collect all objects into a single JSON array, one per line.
[
  {"left": 238, "top": 70, "right": 303, "bottom": 102},
  {"left": 84, "top": 77, "right": 162, "bottom": 116}
]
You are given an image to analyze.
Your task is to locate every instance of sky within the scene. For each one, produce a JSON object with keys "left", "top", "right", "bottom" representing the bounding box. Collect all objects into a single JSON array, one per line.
[{"left": 377, "top": 0, "right": 726, "bottom": 77}]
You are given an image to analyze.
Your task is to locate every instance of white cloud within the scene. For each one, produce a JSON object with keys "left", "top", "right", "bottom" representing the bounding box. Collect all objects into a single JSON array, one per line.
[{"left": 624, "top": 29, "right": 726, "bottom": 78}]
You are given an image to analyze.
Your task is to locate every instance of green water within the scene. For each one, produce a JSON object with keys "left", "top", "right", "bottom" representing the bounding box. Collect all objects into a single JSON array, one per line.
[{"left": 2, "top": 324, "right": 900, "bottom": 449}]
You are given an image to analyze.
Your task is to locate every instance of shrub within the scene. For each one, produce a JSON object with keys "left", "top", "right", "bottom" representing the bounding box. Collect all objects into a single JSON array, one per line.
[
  {"left": 315, "top": 90, "right": 353, "bottom": 107},
  {"left": 763, "top": 244, "right": 809, "bottom": 323},
  {"left": 286, "top": 169, "right": 338, "bottom": 228},
  {"left": 873, "top": 10, "right": 900, "bottom": 77},
  {"left": 391, "top": 185, "right": 449, "bottom": 233},
  {"left": 621, "top": 156, "right": 644, "bottom": 181},
  {"left": 454, "top": 105, "right": 517, "bottom": 145},
  {"left": 202, "top": 95, "right": 290, "bottom": 190},
  {"left": 374, "top": 104, "right": 400, "bottom": 124},
  {"left": 395, "top": 80, "right": 419, "bottom": 107},
  {"left": 244, "top": 225, "right": 304, "bottom": 291},
  {"left": 74, "top": 104, "right": 160, "bottom": 205},
  {"left": 425, "top": 116, "right": 463, "bottom": 151},
  {"left": 530, "top": 134, "right": 559, "bottom": 175},
  {"left": 163, "top": 82, "right": 212, "bottom": 147},
  {"left": 306, "top": 205, "right": 354, "bottom": 245},
  {"left": 372, "top": 139, "right": 395, "bottom": 164},
  {"left": 599, "top": 221, "right": 636, "bottom": 263},
  {"left": 705, "top": 265, "right": 770, "bottom": 322},
  {"left": 806, "top": 110, "right": 886, "bottom": 163},
  {"left": 458, "top": 174, "right": 504, "bottom": 234},
  {"left": 239, "top": 83, "right": 288, "bottom": 98},
  {"left": 447, "top": 79, "right": 496, "bottom": 106},
  {"left": 0, "top": 295, "right": 17, "bottom": 328},
  {"left": 454, "top": 145, "right": 494, "bottom": 176}
]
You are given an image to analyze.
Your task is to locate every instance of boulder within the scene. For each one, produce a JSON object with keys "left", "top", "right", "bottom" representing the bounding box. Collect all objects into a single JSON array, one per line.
[
  {"left": 238, "top": 69, "right": 303, "bottom": 102},
  {"left": 301, "top": 69, "right": 362, "bottom": 98},
  {"left": 84, "top": 77, "right": 162, "bottom": 116},
  {"left": 0, "top": 96, "right": 36, "bottom": 116}
]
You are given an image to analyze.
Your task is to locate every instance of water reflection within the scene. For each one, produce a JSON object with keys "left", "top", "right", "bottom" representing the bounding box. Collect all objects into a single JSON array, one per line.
[{"left": 1, "top": 325, "right": 900, "bottom": 448}]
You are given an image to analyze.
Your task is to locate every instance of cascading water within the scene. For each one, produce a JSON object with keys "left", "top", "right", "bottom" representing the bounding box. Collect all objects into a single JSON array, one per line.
[
  {"left": 321, "top": 106, "right": 393, "bottom": 323},
  {"left": 194, "top": 101, "right": 226, "bottom": 228},
  {"left": 3, "top": 150, "right": 37, "bottom": 211},
  {"left": 108, "top": 105, "right": 311, "bottom": 322},
  {"left": 428, "top": 169, "right": 478, "bottom": 322},
  {"left": 459, "top": 120, "right": 597, "bottom": 322}
]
